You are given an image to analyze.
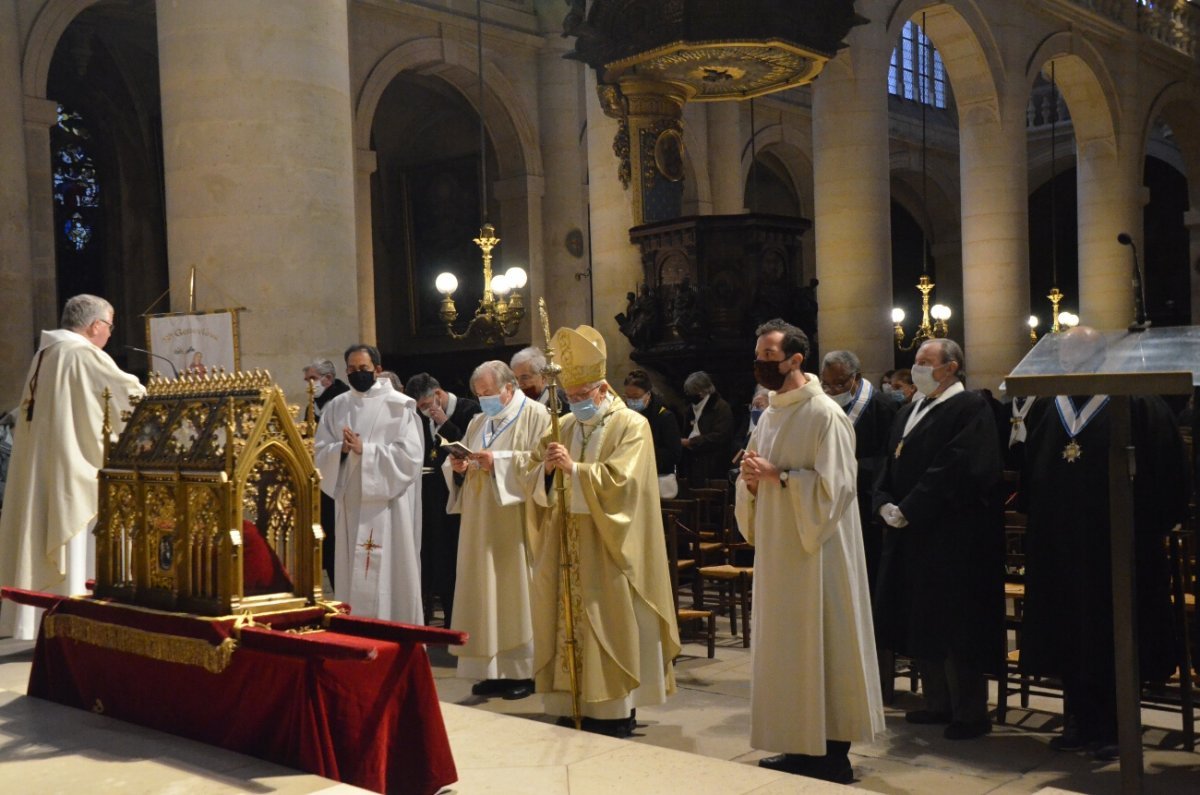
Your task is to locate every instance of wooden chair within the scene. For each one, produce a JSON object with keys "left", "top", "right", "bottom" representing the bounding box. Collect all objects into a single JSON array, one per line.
[
  {"left": 662, "top": 507, "right": 715, "bottom": 658},
  {"left": 662, "top": 497, "right": 723, "bottom": 607}
]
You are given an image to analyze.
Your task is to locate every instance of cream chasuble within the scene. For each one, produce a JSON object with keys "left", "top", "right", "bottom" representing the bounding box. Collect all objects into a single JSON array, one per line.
[
  {"left": 734, "top": 375, "right": 886, "bottom": 755},
  {"left": 0, "top": 329, "right": 143, "bottom": 640},
  {"left": 314, "top": 380, "right": 424, "bottom": 624},
  {"left": 443, "top": 394, "right": 550, "bottom": 679},
  {"left": 522, "top": 398, "right": 681, "bottom": 718}
]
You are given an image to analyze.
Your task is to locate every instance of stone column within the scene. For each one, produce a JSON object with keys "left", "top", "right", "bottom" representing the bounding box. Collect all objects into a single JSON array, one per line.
[
  {"left": 495, "top": 172, "right": 544, "bottom": 346},
  {"left": 811, "top": 19, "right": 893, "bottom": 379},
  {"left": 958, "top": 88, "right": 1032, "bottom": 391},
  {"left": 22, "top": 96, "right": 60, "bottom": 348},
  {"left": 353, "top": 147, "right": 377, "bottom": 345},
  {"left": 156, "top": 0, "right": 358, "bottom": 392},
  {"left": 707, "top": 101, "right": 745, "bottom": 215},
  {"left": 585, "top": 71, "right": 644, "bottom": 382},
  {"left": 1076, "top": 137, "right": 1143, "bottom": 330},
  {"left": 0, "top": 6, "right": 35, "bottom": 408},
  {"left": 538, "top": 36, "right": 590, "bottom": 331}
]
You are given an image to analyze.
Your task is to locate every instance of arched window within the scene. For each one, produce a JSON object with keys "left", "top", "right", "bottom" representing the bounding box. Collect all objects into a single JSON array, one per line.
[
  {"left": 52, "top": 105, "right": 100, "bottom": 251},
  {"left": 888, "top": 21, "right": 946, "bottom": 109}
]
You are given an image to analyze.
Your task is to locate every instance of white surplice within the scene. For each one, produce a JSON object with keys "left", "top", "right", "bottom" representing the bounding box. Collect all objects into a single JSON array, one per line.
[
  {"left": 314, "top": 379, "right": 424, "bottom": 624},
  {"left": 442, "top": 394, "right": 550, "bottom": 680},
  {"left": 0, "top": 329, "right": 144, "bottom": 639},
  {"left": 734, "top": 374, "right": 886, "bottom": 755}
]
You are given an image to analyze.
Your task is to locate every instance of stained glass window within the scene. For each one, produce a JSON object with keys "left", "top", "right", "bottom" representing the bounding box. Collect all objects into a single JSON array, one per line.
[
  {"left": 52, "top": 105, "right": 99, "bottom": 251},
  {"left": 888, "top": 21, "right": 947, "bottom": 110}
]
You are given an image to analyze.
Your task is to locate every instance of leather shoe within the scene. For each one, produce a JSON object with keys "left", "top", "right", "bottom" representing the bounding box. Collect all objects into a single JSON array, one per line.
[
  {"left": 757, "top": 753, "right": 817, "bottom": 774},
  {"left": 470, "top": 679, "right": 508, "bottom": 697},
  {"left": 905, "top": 709, "right": 952, "bottom": 725},
  {"left": 502, "top": 680, "right": 535, "bottom": 700},
  {"left": 944, "top": 719, "right": 991, "bottom": 740},
  {"left": 1090, "top": 741, "right": 1119, "bottom": 762}
]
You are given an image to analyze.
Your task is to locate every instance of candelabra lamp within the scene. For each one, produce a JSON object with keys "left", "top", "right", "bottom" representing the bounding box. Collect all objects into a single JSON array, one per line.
[
  {"left": 893, "top": 275, "right": 951, "bottom": 351},
  {"left": 436, "top": 223, "right": 528, "bottom": 346},
  {"left": 1028, "top": 315, "right": 1040, "bottom": 345}
]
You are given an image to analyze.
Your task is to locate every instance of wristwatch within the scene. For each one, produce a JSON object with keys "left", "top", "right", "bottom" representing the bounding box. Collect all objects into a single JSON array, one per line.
[{"left": 778, "top": 470, "right": 790, "bottom": 487}]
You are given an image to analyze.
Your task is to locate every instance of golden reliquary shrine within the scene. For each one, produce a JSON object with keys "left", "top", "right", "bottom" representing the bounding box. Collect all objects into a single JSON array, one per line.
[{"left": 94, "top": 369, "right": 323, "bottom": 616}]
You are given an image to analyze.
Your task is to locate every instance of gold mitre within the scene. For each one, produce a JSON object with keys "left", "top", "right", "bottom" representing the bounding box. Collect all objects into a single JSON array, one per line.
[{"left": 552, "top": 325, "right": 607, "bottom": 388}]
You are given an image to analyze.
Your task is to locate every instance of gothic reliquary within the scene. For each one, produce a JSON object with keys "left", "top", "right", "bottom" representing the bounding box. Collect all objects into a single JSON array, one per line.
[{"left": 95, "top": 370, "right": 322, "bottom": 616}]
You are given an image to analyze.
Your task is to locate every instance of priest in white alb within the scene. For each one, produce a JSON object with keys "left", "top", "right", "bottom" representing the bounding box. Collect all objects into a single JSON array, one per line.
[
  {"left": 315, "top": 344, "right": 423, "bottom": 624},
  {"left": 0, "top": 294, "right": 144, "bottom": 640},
  {"left": 521, "top": 325, "right": 680, "bottom": 737},
  {"left": 736, "top": 318, "right": 885, "bottom": 784},
  {"left": 443, "top": 360, "right": 550, "bottom": 700}
]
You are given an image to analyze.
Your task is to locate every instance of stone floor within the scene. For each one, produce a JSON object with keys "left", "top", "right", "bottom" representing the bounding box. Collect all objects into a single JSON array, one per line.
[{"left": 1, "top": 628, "right": 1198, "bottom": 794}]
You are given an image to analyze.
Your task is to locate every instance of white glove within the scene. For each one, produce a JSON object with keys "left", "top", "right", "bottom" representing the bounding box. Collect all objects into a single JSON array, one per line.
[{"left": 880, "top": 502, "right": 909, "bottom": 528}]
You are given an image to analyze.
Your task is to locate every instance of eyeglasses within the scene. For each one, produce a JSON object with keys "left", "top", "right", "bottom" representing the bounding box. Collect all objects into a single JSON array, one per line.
[
  {"left": 98, "top": 319, "right": 114, "bottom": 330},
  {"left": 565, "top": 385, "right": 598, "bottom": 403}
]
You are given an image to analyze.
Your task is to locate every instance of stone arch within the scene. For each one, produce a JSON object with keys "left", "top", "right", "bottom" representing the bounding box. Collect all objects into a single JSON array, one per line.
[
  {"left": 740, "top": 123, "right": 812, "bottom": 217},
  {"left": 1025, "top": 32, "right": 1119, "bottom": 148},
  {"left": 354, "top": 36, "right": 541, "bottom": 181},
  {"left": 1143, "top": 80, "right": 1200, "bottom": 209},
  {"left": 680, "top": 117, "right": 712, "bottom": 214},
  {"left": 22, "top": 0, "right": 102, "bottom": 96}
]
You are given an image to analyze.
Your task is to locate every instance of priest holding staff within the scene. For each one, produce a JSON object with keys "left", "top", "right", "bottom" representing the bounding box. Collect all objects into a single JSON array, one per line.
[
  {"left": 444, "top": 360, "right": 550, "bottom": 701},
  {"left": 736, "top": 318, "right": 884, "bottom": 783},
  {"left": 523, "top": 325, "right": 680, "bottom": 737}
]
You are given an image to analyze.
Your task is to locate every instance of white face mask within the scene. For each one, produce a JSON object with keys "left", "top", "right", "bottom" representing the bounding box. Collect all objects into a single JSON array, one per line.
[
  {"left": 829, "top": 389, "right": 854, "bottom": 408},
  {"left": 311, "top": 381, "right": 326, "bottom": 399},
  {"left": 910, "top": 364, "right": 939, "bottom": 396}
]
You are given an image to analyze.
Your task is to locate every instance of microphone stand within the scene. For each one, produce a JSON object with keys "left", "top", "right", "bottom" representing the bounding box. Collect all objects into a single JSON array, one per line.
[
  {"left": 1117, "top": 233, "right": 1150, "bottom": 332},
  {"left": 125, "top": 345, "right": 179, "bottom": 378}
]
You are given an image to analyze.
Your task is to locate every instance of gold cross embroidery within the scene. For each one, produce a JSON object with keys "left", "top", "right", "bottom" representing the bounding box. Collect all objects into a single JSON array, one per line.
[{"left": 359, "top": 528, "right": 382, "bottom": 575}]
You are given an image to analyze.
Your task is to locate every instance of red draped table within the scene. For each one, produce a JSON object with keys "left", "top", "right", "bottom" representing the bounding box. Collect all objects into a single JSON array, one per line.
[{"left": 9, "top": 592, "right": 461, "bottom": 795}]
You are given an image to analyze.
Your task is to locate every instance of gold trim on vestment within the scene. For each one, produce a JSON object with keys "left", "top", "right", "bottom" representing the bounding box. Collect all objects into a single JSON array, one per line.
[{"left": 43, "top": 614, "right": 237, "bottom": 674}]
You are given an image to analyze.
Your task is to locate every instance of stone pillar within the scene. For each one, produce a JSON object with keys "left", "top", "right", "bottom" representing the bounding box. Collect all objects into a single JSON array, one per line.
[
  {"left": 1076, "top": 137, "right": 1143, "bottom": 330},
  {"left": 1186, "top": 209, "right": 1200, "bottom": 325},
  {"left": 495, "top": 172, "right": 544, "bottom": 347},
  {"left": 0, "top": 7, "right": 35, "bottom": 408},
  {"left": 811, "top": 20, "right": 893, "bottom": 380},
  {"left": 538, "top": 36, "right": 590, "bottom": 331},
  {"left": 22, "top": 95, "right": 60, "bottom": 348},
  {"left": 707, "top": 101, "right": 745, "bottom": 215},
  {"left": 156, "top": 0, "right": 358, "bottom": 394},
  {"left": 585, "top": 71, "right": 644, "bottom": 382},
  {"left": 354, "top": 147, "right": 377, "bottom": 345},
  {"left": 958, "top": 89, "right": 1032, "bottom": 391}
]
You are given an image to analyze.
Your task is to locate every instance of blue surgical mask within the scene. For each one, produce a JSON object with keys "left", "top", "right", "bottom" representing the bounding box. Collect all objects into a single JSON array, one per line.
[
  {"left": 569, "top": 398, "right": 599, "bottom": 423},
  {"left": 479, "top": 394, "right": 505, "bottom": 417},
  {"left": 625, "top": 396, "right": 647, "bottom": 411},
  {"left": 749, "top": 407, "right": 764, "bottom": 424},
  {"left": 890, "top": 389, "right": 907, "bottom": 404}
]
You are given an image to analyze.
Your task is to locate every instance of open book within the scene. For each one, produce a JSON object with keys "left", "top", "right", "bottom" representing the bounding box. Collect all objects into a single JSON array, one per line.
[{"left": 437, "top": 433, "right": 475, "bottom": 459}]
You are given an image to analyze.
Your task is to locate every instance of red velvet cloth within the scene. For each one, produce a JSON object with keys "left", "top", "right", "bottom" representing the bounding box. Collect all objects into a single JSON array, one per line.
[{"left": 25, "top": 598, "right": 457, "bottom": 795}]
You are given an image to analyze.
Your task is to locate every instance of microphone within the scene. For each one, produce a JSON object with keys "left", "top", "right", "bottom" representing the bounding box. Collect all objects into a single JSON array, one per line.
[
  {"left": 126, "top": 345, "right": 179, "bottom": 378},
  {"left": 1117, "top": 232, "right": 1150, "bottom": 331}
]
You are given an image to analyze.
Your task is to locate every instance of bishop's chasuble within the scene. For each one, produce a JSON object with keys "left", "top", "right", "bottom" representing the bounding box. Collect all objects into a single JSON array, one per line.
[
  {"left": 0, "top": 329, "right": 143, "bottom": 639},
  {"left": 734, "top": 375, "right": 885, "bottom": 755},
  {"left": 522, "top": 396, "right": 681, "bottom": 718},
  {"left": 315, "top": 379, "right": 424, "bottom": 624},
  {"left": 443, "top": 394, "right": 551, "bottom": 680}
]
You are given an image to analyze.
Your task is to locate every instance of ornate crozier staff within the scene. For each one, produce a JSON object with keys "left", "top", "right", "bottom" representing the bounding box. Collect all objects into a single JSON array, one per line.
[{"left": 538, "top": 297, "right": 583, "bottom": 730}]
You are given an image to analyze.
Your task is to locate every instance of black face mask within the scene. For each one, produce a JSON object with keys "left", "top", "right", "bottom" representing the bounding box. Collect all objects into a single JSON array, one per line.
[
  {"left": 753, "top": 359, "right": 787, "bottom": 391},
  {"left": 687, "top": 393, "right": 704, "bottom": 405},
  {"left": 348, "top": 370, "right": 377, "bottom": 393}
]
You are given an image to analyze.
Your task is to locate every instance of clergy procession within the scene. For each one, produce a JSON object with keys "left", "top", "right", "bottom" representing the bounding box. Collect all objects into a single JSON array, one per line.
[{"left": 2, "top": 289, "right": 1196, "bottom": 790}]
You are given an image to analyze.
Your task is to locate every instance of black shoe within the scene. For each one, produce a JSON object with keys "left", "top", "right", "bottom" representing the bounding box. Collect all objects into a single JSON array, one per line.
[
  {"left": 944, "top": 719, "right": 991, "bottom": 740},
  {"left": 582, "top": 715, "right": 635, "bottom": 738},
  {"left": 470, "top": 679, "right": 509, "bottom": 697},
  {"left": 502, "top": 679, "right": 535, "bottom": 700},
  {"left": 757, "top": 753, "right": 818, "bottom": 774},
  {"left": 1089, "top": 741, "right": 1119, "bottom": 762},
  {"left": 809, "top": 759, "right": 854, "bottom": 784},
  {"left": 1049, "top": 731, "right": 1086, "bottom": 752},
  {"left": 905, "top": 709, "right": 952, "bottom": 725}
]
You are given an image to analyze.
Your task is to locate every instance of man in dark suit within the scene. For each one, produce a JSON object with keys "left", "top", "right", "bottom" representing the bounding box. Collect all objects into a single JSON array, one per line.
[
  {"left": 680, "top": 370, "right": 734, "bottom": 486},
  {"left": 405, "top": 372, "right": 480, "bottom": 628},
  {"left": 303, "top": 358, "right": 351, "bottom": 587},
  {"left": 872, "top": 338, "right": 1004, "bottom": 741},
  {"left": 819, "top": 349, "right": 896, "bottom": 589}
]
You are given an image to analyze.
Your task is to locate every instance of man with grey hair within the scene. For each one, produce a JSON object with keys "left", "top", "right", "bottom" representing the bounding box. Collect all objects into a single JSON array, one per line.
[
  {"left": 0, "top": 294, "right": 144, "bottom": 640},
  {"left": 872, "top": 337, "right": 1004, "bottom": 741},
  {"left": 819, "top": 349, "right": 896, "bottom": 588},
  {"left": 680, "top": 370, "right": 733, "bottom": 484},
  {"left": 303, "top": 358, "right": 349, "bottom": 422},
  {"left": 510, "top": 346, "right": 567, "bottom": 414},
  {"left": 405, "top": 372, "right": 480, "bottom": 627},
  {"left": 443, "top": 360, "right": 550, "bottom": 700}
]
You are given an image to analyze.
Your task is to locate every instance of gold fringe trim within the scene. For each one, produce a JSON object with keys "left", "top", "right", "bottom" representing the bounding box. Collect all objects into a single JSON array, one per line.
[{"left": 44, "top": 614, "right": 237, "bottom": 674}]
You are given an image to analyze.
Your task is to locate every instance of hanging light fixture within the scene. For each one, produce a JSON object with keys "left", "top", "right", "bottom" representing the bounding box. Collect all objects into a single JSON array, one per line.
[
  {"left": 894, "top": 14, "right": 951, "bottom": 352},
  {"left": 436, "top": 0, "right": 526, "bottom": 345}
]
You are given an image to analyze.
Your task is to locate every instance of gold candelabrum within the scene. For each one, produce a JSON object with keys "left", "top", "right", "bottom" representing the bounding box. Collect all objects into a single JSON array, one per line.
[
  {"left": 1028, "top": 287, "right": 1079, "bottom": 343},
  {"left": 893, "top": 275, "right": 951, "bottom": 352},
  {"left": 436, "top": 224, "right": 528, "bottom": 346}
]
